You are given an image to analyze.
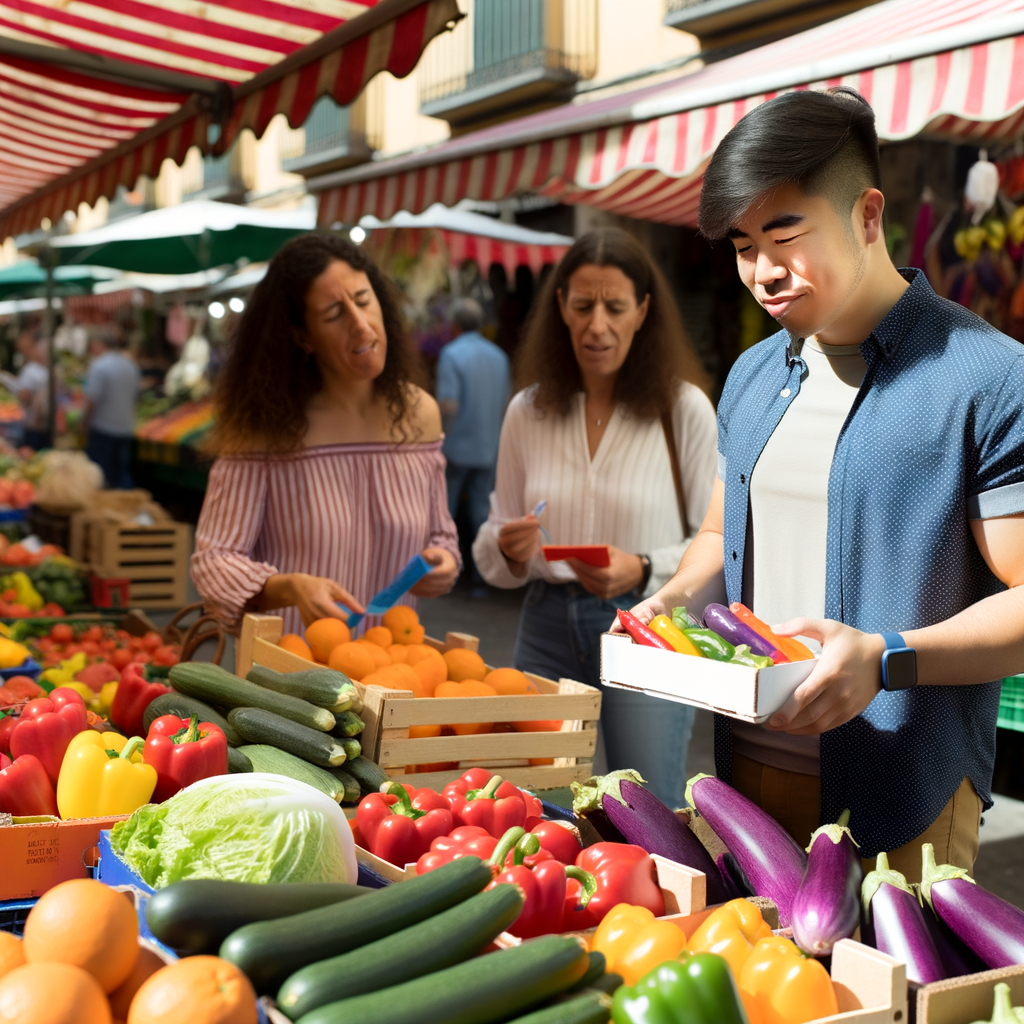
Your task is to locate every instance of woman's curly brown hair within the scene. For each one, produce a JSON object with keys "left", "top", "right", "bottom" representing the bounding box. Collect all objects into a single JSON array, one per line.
[
  {"left": 207, "top": 233, "right": 419, "bottom": 456},
  {"left": 516, "top": 228, "right": 709, "bottom": 417}
]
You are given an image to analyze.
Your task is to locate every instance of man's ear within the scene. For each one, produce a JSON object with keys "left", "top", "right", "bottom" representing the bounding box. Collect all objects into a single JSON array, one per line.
[{"left": 858, "top": 188, "right": 886, "bottom": 246}]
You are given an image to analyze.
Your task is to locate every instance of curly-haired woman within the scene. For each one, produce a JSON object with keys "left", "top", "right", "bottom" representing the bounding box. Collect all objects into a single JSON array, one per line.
[
  {"left": 192, "top": 233, "right": 461, "bottom": 635},
  {"left": 473, "top": 229, "right": 717, "bottom": 807}
]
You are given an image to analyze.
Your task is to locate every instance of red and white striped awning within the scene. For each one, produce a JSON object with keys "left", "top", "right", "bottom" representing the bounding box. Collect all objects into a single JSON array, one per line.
[
  {"left": 0, "top": 0, "right": 460, "bottom": 240},
  {"left": 314, "top": 0, "right": 1024, "bottom": 228}
]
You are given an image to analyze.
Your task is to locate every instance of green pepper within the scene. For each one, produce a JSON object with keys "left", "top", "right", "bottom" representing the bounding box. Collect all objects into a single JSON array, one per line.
[
  {"left": 670, "top": 606, "right": 700, "bottom": 631},
  {"left": 681, "top": 628, "right": 735, "bottom": 662},
  {"left": 730, "top": 644, "right": 774, "bottom": 669},
  {"left": 612, "top": 954, "right": 748, "bottom": 1024}
]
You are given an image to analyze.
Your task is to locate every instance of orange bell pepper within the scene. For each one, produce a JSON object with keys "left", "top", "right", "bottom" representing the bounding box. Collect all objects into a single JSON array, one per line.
[
  {"left": 590, "top": 903, "right": 688, "bottom": 986},
  {"left": 688, "top": 898, "right": 773, "bottom": 978},
  {"left": 739, "top": 936, "right": 839, "bottom": 1024}
]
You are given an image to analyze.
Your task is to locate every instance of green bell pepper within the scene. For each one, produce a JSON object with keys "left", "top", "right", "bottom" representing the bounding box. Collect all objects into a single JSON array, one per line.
[
  {"left": 611, "top": 953, "right": 748, "bottom": 1024},
  {"left": 730, "top": 644, "right": 774, "bottom": 669},
  {"left": 670, "top": 606, "right": 700, "bottom": 630},
  {"left": 682, "top": 628, "right": 735, "bottom": 662}
]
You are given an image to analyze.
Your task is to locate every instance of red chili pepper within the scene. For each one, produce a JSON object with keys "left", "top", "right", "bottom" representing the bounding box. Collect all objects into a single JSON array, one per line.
[
  {"left": 9, "top": 688, "right": 88, "bottom": 786},
  {"left": 0, "top": 753, "right": 58, "bottom": 816},
  {"left": 442, "top": 768, "right": 540, "bottom": 838},
  {"left": 110, "top": 663, "right": 171, "bottom": 739},
  {"left": 143, "top": 714, "right": 229, "bottom": 802},
  {"left": 0, "top": 712, "right": 16, "bottom": 756},
  {"left": 563, "top": 842, "right": 666, "bottom": 931},
  {"left": 617, "top": 610, "right": 675, "bottom": 651},
  {"left": 416, "top": 825, "right": 499, "bottom": 874},
  {"left": 356, "top": 781, "right": 454, "bottom": 866}
]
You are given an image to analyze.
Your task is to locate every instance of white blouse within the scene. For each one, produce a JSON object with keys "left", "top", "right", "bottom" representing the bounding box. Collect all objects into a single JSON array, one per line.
[{"left": 473, "top": 383, "right": 719, "bottom": 596}]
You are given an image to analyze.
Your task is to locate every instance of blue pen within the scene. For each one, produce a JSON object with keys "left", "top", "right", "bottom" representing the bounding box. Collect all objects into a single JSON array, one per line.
[{"left": 530, "top": 499, "right": 552, "bottom": 544}]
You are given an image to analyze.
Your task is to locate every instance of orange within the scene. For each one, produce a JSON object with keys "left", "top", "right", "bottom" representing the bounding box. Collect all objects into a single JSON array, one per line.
[
  {"left": 304, "top": 618, "right": 351, "bottom": 663},
  {"left": 407, "top": 647, "right": 446, "bottom": 696},
  {"left": 0, "top": 962, "right": 111, "bottom": 1024},
  {"left": 355, "top": 640, "right": 391, "bottom": 671},
  {"left": 0, "top": 934, "right": 24, "bottom": 982},
  {"left": 278, "top": 634, "right": 313, "bottom": 661},
  {"left": 23, "top": 878, "right": 137, "bottom": 993},
  {"left": 328, "top": 642, "right": 376, "bottom": 681},
  {"left": 443, "top": 648, "right": 487, "bottom": 682},
  {"left": 406, "top": 644, "right": 441, "bottom": 666},
  {"left": 362, "top": 664, "right": 424, "bottom": 696},
  {"left": 407, "top": 762, "right": 458, "bottom": 774},
  {"left": 409, "top": 724, "right": 442, "bottom": 738},
  {"left": 108, "top": 947, "right": 165, "bottom": 1022},
  {"left": 127, "top": 956, "right": 256, "bottom": 1024},
  {"left": 483, "top": 668, "right": 538, "bottom": 695},
  {"left": 363, "top": 626, "right": 393, "bottom": 649},
  {"left": 387, "top": 644, "right": 410, "bottom": 664},
  {"left": 435, "top": 679, "right": 496, "bottom": 734},
  {"left": 383, "top": 606, "right": 425, "bottom": 645},
  {"left": 513, "top": 720, "right": 563, "bottom": 732}
]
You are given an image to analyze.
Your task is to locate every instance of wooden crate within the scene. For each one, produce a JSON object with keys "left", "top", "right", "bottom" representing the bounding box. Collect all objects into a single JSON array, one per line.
[
  {"left": 70, "top": 515, "right": 191, "bottom": 609},
  {"left": 237, "top": 613, "right": 601, "bottom": 791},
  {"left": 915, "top": 965, "right": 1024, "bottom": 1024}
]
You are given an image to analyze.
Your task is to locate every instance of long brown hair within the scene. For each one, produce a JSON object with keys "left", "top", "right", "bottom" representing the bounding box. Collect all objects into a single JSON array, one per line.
[
  {"left": 207, "top": 233, "right": 419, "bottom": 456},
  {"left": 516, "top": 228, "right": 709, "bottom": 417}
]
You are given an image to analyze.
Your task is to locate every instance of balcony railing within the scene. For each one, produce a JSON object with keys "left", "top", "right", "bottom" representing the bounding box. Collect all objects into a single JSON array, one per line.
[{"left": 280, "top": 95, "right": 373, "bottom": 177}]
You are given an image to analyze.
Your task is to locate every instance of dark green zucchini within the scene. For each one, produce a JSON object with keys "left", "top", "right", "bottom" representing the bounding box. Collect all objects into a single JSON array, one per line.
[
  {"left": 227, "top": 708, "right": 348, "bottom": 767},
  {"left": 505, "top": 991, "right": 613, "bottom": 1024},
  {"left": 331, "top": 711, "right": 365, "bottom": 737},
  {"left": 325, "top": 766, "right": 360, "bottom": 804},
  {"left": 239, "top": 745, "right": 347, "bottom": 801},
  {"left": 344, "top": 756, "right": 390, "bottom": 795},
  {"left": 277, "top": 884, "right": 524, "bottom": 1019},
  {"left": 247, "top": 665, "right": 357, "bottom": 712},
  {"left": 227, "top": 746, "right": 253, "bottom": 773},
  {"left": 565, "top": 952, "right": 606, "bottom": 994},
  {"left": 292, "top": 934, "right": 590, "bottom": 1024},
  {"left": 146, "top": 879, "right": 370, "bottom": 956},
  {"left": 339, "top": 736, "right": 361, "bottom": 761},
  {"left": 220, "top": 856, "right": 493, "bottom": 995},
  {"left": 143, "top": 692, "right": 242, "bottom": 746}
]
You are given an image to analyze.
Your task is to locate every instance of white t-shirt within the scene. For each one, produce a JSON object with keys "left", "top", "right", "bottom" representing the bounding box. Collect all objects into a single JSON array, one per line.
[
  {"left": 86, "top": 351, "right": 140, "bottom": 437},
  {"left": 731, "top": 336, "right": 868, "bottom": 776},
  {"left": 16, "top": 361, "right": 48, "bottom": 430}
]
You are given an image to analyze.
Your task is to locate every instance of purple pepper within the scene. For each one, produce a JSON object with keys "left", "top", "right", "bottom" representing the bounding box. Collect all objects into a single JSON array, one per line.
[{"left": 702, "top": 604, "right": 783, "bottom": 661}]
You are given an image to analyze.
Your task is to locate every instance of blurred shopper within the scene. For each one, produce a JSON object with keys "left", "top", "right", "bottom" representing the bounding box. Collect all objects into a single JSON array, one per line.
[
  {"left": 15, "top": 331, "right": 50, "bottom": 450},
  {"left": 473, "top": 229, "right": 718, "bottom": 808},
  {"left": 84, "top": 325, "right": 140, "bottom": 489},
  {"left": 437, "top": 298, "right": 510, "bottom": 595}
]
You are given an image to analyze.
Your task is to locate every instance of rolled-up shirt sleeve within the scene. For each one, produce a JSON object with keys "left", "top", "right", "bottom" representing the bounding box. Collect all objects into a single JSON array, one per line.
[{"left": 968, "top": 355, "right": 1024, "bottom": 519}]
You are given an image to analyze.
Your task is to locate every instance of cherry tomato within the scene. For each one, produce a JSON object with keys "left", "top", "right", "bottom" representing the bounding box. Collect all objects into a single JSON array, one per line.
[
  {"left": 80, "top": 640, "right": 100, "bottom": 657},
  {"left": 111, "top": 647, "right": 133, "bottom": 670},
  {"left": 133, "top": 651, "right": 151, "bottom": 664},
  {"left": 82, "top": 626, "right": 103, "bottom": 642},
  {"left": 1, "top": 590, "right": 15, "bottom": 603},
  {"left": 152, "top": 645, "right": 180, "bottom": 667},
  {"left": 115, "top": 630, "right": 131, "bottom": 642},
  {"left": 63, "top": 643, "right": 85, "bottom": 657},
  {"left": 140, "top": 632, "right": 162, "bottom": 651},
  {"left": 100, "top": 639, "right": 116, "bottom": 652},
  {"left": 50, "top": 623, "right": 73, "bottom": 644},
  {"left": 34, "top": 637, "right": 54, "bottom": 653}
]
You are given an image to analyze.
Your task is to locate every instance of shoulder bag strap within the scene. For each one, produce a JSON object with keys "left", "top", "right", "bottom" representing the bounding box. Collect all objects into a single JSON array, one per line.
[{"left": 660, "top": 409, "right": 689, "bottom": 538}]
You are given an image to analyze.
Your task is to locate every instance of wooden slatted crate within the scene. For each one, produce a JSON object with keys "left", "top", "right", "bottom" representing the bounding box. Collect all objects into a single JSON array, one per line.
[{"left": 237, "top": 613, "right": 601, "bottom": 791}]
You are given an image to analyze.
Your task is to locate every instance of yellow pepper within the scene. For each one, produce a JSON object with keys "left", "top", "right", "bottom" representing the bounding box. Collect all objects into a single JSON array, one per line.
[
  {"left": 39, "top": 652, "right": 88, "bottom": 688},
  {"left": 8, "top": 572, "right": 42, "bottom": 611},
  {"left": 61, "top": 682, "right": 95, "bottom": 705},
  {"left": 649, "top": 615, "right": 704, "bottom": 657},
  {"left": 56, "top": 729, "right": 156, "bottom": 819},
  {"left": 0, "top": 637, "right": 29, "bottom": 670},
  {"left": 590, "top": 903, "right": 688, "bottom": 986},
  {"left": 688, "top": 898, "right": 773, "bottom": 978},
  {"left": 91, "top": 681, "right": 118, "bottom": 716},
  {"left": 739, "top": 935, "right": 838, "bottom": 1024}
]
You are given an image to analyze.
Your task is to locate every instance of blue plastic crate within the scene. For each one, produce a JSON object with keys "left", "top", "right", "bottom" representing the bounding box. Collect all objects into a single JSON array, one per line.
[
  {"left": 0, "top": 898, "right": 36, "bottom": 936},
  {"left": 0, "top": 658, "right": 41, "bottom": 681}
]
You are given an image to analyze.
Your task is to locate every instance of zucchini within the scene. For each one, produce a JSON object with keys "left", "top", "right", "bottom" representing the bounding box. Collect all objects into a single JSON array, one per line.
[
  {"left": 146, "top": 879, "right": 369, "bottom": 956},
  {"left": 505, "top": 992, "right": 613, "bottom": 1024},
  {"left": 239, "top": 744, "right": 348, "bottom": 801},
  {"left": 247, "top": 665, "right": 357, "bottom": 713},
  {"left": 331, "top": 711, "right": 364, "bottom": 737},
  {"left": 566, "top": 952, "right": 606, "bottom": 994},
  {"left": 227, "top": 747, "right": 253, "bottom": 773},
  {"left": 220, "top": 856, "right": 493, "bottom": 995},
  {"left": 344, "top": 756, "right": 390, "bottom": 795},
  {"left": 339, "top": 737, "right": 361, "bottom": 761},
  {"left": 228, "top": 708, "right": 347, "bottom": 767},
  {"left": 169, "top": 662, "right": 335, "bottom": 732},
  {"left": 277, "top": 884, "right": 524, "bottom": 1019},
  {"left": 325, "top": 766, "right": 360, "bottom": 804},
  {"left": 143, "top": 692, "right": 242, "bottom": 746},
  {"left": 292, "top": 934, "right": 590, "bottom": 1024}
]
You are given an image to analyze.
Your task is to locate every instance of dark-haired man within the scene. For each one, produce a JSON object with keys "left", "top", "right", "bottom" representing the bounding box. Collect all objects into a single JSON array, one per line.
[{"left": 631, "top": 88, "right": 1024, "bottom": 879}]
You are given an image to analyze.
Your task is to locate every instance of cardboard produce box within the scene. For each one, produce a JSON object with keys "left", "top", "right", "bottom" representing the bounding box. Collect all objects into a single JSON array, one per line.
[{"left": 913, "top": 965, "right": 1024, "bottom": 1024}]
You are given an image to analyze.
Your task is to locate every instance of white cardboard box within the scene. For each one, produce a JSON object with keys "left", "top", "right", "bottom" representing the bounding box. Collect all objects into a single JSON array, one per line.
[{"left": 600, "top": 630, "right": 817, "bottom": 723}]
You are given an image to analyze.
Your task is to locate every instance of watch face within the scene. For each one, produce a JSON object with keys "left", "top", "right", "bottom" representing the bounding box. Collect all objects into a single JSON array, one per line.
[{"left": 883, "top": 648, "right": 917, "bottom": 690}]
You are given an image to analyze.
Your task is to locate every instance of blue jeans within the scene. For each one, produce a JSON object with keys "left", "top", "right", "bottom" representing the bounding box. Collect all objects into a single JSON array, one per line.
[
  {"left": 87, "top": 429, "right": 134, "bottom": 489},
  {"left": 512, "top": 580, "right": 695, "bottom": 809},
  {"left": 446, "top": 462, "right": 495, "bottom": 585}
]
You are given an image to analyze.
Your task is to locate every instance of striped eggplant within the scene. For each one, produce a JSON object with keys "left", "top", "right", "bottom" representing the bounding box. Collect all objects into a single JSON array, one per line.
[
  {"left": 572, "top": 770, "right": 729, "bottom": 904},
  {"left": 686, "top": 773, "right": 806, "bottom": 927},
  {"left": 791, "top": 812, "right": 863, "bottom": 956},
  {"left": 921, "top": 843, "right": 1024, "bottom": 969},
  {"left": 861, "top": 852, "right": 945, "bottom": 984},
  {"left": 702, "top": 604, "right": 784, "bottom": 662}
]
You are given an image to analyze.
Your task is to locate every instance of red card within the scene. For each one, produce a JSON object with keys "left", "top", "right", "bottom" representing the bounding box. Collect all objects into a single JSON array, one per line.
[{"left": 542, "top": 545, "right": 611, "bottom": 567}]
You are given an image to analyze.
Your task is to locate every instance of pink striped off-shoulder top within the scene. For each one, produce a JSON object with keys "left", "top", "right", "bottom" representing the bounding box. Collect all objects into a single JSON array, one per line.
[{"left": 191, "top": 441, "right": 462, "bottom": 635}]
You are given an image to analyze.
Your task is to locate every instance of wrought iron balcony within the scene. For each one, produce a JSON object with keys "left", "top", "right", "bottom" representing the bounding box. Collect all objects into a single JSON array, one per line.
[{"left": 280, "top": 95, "right": 372, "bottom": 178}]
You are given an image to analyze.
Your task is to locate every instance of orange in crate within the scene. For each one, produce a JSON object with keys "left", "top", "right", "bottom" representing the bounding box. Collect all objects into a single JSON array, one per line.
[
  {"left": 278, "top": 634, "right": 313, "bottom": 661},
  {"left": 304, "top": 619, "right": 350, "bottom": 663},
  {"left": 383, "top": 605, "right": 425, "bottom": 645},
  {"left": 435, "top": 679, "right": 496, "bottom": 734},
  {"left": 386, "top": 644, "right": 410, "bottom": 663},
  {"left": 443, "top": 648, "right": 487, "bottom": 682},
  {"left": 484, "top": 668, "right": 538, "bottom": 695},
  {"left": 407, "top": 647, "right": 446, "bottom": 696},
  {"left": 355, "top": 640, "right": 390, "bottom": 671},
  {"left": 363, "top": 626, "right": 393, "bottom": 649},
  {"left": 328, "top": 642, "right": 376, "bottom": 681}
]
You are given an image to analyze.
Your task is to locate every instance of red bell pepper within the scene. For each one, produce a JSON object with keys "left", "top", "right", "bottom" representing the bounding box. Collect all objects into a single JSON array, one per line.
[
  {"left": 0, "top": 753, "right": 58, "bottom": 816},
  {"left": 442, "top": 768, "right": 541, "bottom": 838},
  {"left": 416, "top": 825, "right": 499, "bottom": 874},
  {"left": 9, "top": 687, "right": 88, "bottom": 786},
  {"left": 0, "top": 712, "right": 16, "bottom": 756},
  {"left": 356, "top": 781, "right": 454, "bottom": 866},
  {"left": 110, "top": 663, "right": 171, "bottom": 739},
  {"left": 144, "top": 714, "right": 229, "bottom": 802},
  {"left": 0, "top": 753, "right": 9, "bottom": 769},
  {"left": 529, "top": 820, "right": 583, "bottom": 865},
  {"left": 563, "top": 842, "right": 666, "bottom": 931}
]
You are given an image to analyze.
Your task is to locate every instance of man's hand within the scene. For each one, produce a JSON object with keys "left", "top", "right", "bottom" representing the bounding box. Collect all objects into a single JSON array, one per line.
[
  {"left": 409, "top": 548, "right": 460, "bottom": 598},
  {"left": 568, "top": 546, "right": 644, "bottom": 601},
  {"left": 768, "top": 618, "right": 886, "bottom": 734}
]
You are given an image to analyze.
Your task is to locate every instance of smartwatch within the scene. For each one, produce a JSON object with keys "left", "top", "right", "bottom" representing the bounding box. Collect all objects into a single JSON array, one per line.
[{"left": 880, "top": 632, "right": 917, "bottom": 691}]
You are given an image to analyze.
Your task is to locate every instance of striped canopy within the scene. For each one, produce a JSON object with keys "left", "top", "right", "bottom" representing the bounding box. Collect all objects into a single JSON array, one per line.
[
  {"left": 314, "top": 0, "right": 1024, "bottom": 228},
  {"left": 0, "top": 0, "right": 460, "bottom": 240}
]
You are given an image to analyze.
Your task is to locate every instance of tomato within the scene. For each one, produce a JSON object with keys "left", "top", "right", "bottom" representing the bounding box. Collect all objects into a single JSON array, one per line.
[
  {"left": 152, "top": 645, "right": 180, "bottom": 667},
  {"left": 133, "top": 651, "right": 151, "bottom": 663},
  {"left": 111, "top": 647, "right": 133, "bottom": 670},
  {"left": 42, "top": 653, "right": 62, "bottom": 668},
  {"left": 34, "top": 637, "right": 54, "bottom": 653},
  {"left": 50, "top": 623, "right": 74, "bottom": 643},
  {"left": 100, "top": 639, "right": 116, "bottom": 652},
  {"left": 81, "top": 626, "right": 103, "bottom": 642},
  {"left": 80, "top": 640, "right": 100, "bottom": 656},
  {"left": 63, "top": 643, "right": 84, "bottom": 657},
  {"left": 115, "top": 630, "right": 131, "bottom": 642},
  {"left": 1, "top": 590, "right": 14, "bottom": 603},
  {"left": 140, "top": 632, "right": 163, "bottom": 651}
]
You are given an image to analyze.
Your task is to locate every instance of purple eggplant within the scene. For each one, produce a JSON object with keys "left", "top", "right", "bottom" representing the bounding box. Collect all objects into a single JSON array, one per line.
[
  {"left": 572, "top": 770, "right": 730, "bottom": 904},
  {"left": 921, "top": 843, "right": 1024, "bottom": 969},
  {"left": 791, "top": 813, "right": 863, "bottom": 956},
  {"left": 919, "top": 896, "right": 986, "bottom": 978},
  {"left": 702, "top": 604, "right": 783, "bottom": 661},
  {"left": 686, "top": 772, "right": 806, "bottom": 927},
  {"left": 861, "top": 852, "right": 946, "bottom": 983},
  {"left": 717, "top": 851, "right": 755, "bottom": 900}
]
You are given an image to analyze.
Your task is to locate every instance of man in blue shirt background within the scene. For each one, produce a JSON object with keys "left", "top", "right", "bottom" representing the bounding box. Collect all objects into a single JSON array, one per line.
[
  {"left": 629, "top": 87, "right": 1024, "bottom": 881},
  {"left": 437, "top": 298, "right": 510, "bottom": 595}
]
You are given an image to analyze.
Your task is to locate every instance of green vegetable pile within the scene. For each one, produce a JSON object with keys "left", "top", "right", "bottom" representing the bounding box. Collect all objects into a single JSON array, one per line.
[{"left": 26, "top": 556, "right": 87, "bottom": 611}]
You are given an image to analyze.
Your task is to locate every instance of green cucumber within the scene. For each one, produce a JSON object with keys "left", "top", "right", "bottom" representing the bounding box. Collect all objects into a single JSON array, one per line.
[
  {"left": 505, "top": 991, "right": 613, "bottom": 1024},
  {"left": 566, "top": 953, "right": 606, "bottom": 994},
  {"left": 344, "top": 756, "right": 390, "bottom": 795},
  {"left": 277, "top": 884, "right": 524, "bottom": 1019},
  {"left": 339, "top": 737, "right": 361, "bottom": 761},
  {"left": 247, "top": 665, "right": 357, "bottom": 712},
  {"left": 227, "top": 708, "right": 347, "bottom": 767},
  {"left": 220, "top": 856, "right": 493, "bottom": 995},
  {"left": 325, "top": 766, "right": 360, "bottom": 804},
  {"left": 239, "top": 745, "right": 348, "bottom": 801},
  {"left": 146, "top": 879, "right": 369, "bottom": 956},
  {"left": 169, "top": 662, "right": 335, "bottom": 731},
  {"left": 143, "top": 692, "right": 242, "bottom": 746},
  {"left": 227, "top": 747, "right": 253, "bottom": 773},
  {"left": 293, "top": 934, "right": 590, "bottom": 1024},
  {"left": 331, "top": 711, "right": 364, "bottom": 737}
]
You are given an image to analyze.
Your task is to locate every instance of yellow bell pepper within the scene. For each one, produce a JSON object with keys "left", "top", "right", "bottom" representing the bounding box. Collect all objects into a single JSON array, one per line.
[
  {"left": 91, "top": 681, "right": 118, "bottom": 716},
  {"left": 739, "top": 935, "right": 839, "bottom": 1024},
  {"left": 56, "top": 730, "right": 156, "bottom": 819},
  {"left": 39, "top": 652, "right": 88, "bottom": 689},
  {"left": 649, "top": 615, "right": 704, "bottom": 657},
  {"left": 0, "top": 637, "right": 29, "bottom": 670},
  {"left": 590, "top": 903, "right": 688, "bottom": 986},
  {"left": 8, "top": 572, "right": 42, "bottom": 611},
  {"left": 61, "top": 682, "right": 95, "bottom": 705},
  {"left": 688, "top": 898, "right": 773, "bottom": 978}
]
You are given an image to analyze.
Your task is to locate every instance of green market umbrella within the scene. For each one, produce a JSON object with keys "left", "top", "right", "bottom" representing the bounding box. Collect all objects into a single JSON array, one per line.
[{"left": 0, "top": 263, "right": 122, "bottom": 300}]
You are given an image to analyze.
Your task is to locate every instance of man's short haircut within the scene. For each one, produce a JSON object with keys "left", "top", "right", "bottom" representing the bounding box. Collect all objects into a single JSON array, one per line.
[
  {"left": 698, "top": 87, "right": 881, "bottom": 240},
  {"left": 92, "top": 324, "right": 125, "bottom": 349},
  {"left": 451, "top": 297, "right": 484, "bottom": 333}
]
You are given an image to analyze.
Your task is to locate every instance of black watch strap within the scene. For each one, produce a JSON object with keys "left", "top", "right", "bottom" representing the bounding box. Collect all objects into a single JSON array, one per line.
[{"left": 637, "top": 553, "right": 652, "bottom": 594}]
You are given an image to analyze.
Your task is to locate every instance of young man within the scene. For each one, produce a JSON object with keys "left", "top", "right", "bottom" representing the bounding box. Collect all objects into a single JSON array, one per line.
[
  {"left": 631, "top": 88, "right": 1024, "bottom": 879},
  {"left": 84, "top": 325, "right": 141, "bottom": 489}
]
